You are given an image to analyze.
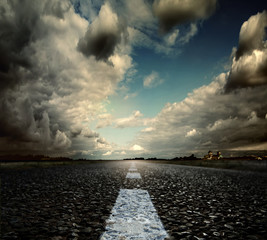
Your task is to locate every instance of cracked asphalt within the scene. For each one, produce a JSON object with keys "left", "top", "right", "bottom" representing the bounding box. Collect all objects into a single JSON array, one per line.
[{"left": 1, "top": 161, "right": 266, "bottom": 239}]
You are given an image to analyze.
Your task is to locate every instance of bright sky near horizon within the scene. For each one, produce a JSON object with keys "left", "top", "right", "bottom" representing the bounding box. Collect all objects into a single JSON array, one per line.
[{"left": 0, "top": 0, "right": 266, "bottom": 159}]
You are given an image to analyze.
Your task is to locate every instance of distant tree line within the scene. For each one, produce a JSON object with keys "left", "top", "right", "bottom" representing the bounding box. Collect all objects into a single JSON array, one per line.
[{"left": 0, "top": 155, "right": 73, "bottom": 162}]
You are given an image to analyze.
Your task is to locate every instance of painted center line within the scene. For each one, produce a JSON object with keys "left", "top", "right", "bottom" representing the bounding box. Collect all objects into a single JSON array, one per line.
[
  {"left": 128, "top": 163, "right": 138, "bottom": 173},
  {"left": 126, "top": 172, "right": 142, "bottom": 179},
  {"left": 128, "top": 168, "right": 138, "bottom": 172},
  {"left": 129, "top": 163, "right": 136, "bottom": 169},
  {"left": 100, "top": 189, "right": 169, "bottom": 240}
]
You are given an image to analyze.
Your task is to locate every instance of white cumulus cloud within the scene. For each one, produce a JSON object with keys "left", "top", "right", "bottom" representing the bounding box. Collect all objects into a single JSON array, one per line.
[
  {"left": 153, "top": 0, "right": 217, "bottom": 33},
  {"left": 136, "top": 72, "right": 267, "bottom": 157},
  {"left": 179, "top": 23, "right": 198, "bottom": 44},
  {"left": 165, "top": 29, "right": 179, "bottom": 46},
  {"left": 103, "top": 150, "right": 113, "bottom": 156},
  {"left": 130, "top": 144, "right": 144, "bottom": 151},
  {"left": 143, "top": 71, "right": 164, "bottom": 88},
  {"left": 185, "top": 129, "right": 199, "bottom": 137},
  {"left": 115, "top": 111, "right": 145, "bottom": 128},
  {"left": 225, "top": 11, "right": 267, "bottom": 91}
]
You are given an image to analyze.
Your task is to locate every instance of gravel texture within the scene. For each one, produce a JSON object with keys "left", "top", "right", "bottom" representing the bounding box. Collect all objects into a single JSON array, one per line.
[
  {"left": 1, "top": 162, "right": 127, "bottom": 240},
  {"left": 1, "top": 161, "right": 267, "bottom": 240}
]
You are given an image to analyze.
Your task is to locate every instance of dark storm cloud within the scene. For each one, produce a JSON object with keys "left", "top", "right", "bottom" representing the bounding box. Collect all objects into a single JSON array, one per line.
[
  {"left": 71, "top": 127, "right": 82, "bottom": 138},
  {"left": 0, "top": 97, "right": 34, "bottom": 141},
  {"left": 0, "top": 94, "right": 74, "bottom": 153},
  {"left": 153, "top": 0, "right": 217, "bottom": 33},
  {"left": 77, "top": 2, "right": 127, "bottom": 61},
  {"left": 225, "top": 57, "right": 267, "bottom": 91},
  {"left": 0, "top": 1, "right": 36, "bottom": 89},
  {"left": 225, "top": 11, "right": 267, "bottom": 92},
  {"left": 235, "top": 11, "right": 267, "bottom": 60},
  {"left": 0, "top": 0, "right": 126, "bottom": 156},
  {"left": 0, "top": 94, "right": 60, "bottom": 155},
  {"left": 0, "top": 0, "right": 74, "bottom": 153},
  {"left": 78, "top": 32, "right": 120, "bottom": 60},
  {"left": 0, "top": 0, "right": 71, "bottom": 90},
  {"left": 83, "top": 130, "right": 99, "bottom": 139}
]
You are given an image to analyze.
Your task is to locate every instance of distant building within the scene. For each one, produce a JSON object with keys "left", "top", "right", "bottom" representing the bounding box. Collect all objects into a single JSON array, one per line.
[
  {"left": 217, "top": 151, "right": 223, "bottom": 159},
  {"left": 203, "top": 150, "right": 223, "bottom": 160}
]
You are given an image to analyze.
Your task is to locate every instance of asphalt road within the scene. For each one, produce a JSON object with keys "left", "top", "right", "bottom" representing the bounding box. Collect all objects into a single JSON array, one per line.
[{"left": 1, "top": 161, "right": 266, "bottom": 239}]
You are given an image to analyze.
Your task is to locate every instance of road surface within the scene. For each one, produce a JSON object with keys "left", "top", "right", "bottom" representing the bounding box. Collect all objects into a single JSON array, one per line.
[{"left": 1, "top": 161, "right": 266, "bottom": 239}]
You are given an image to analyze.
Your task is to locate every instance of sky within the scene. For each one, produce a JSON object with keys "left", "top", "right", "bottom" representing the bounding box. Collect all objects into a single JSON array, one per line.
[{"left": 0, "top": 0, "right": 266, "bottom": 159}]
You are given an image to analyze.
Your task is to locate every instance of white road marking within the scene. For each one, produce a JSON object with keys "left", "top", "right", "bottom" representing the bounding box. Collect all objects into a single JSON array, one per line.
[
  {"left": 128, "top": 163, "right": 139, "bottom": 175},
  {"left": 126, "top": 172, "right": 141, "bottom": 179},
  {"left": 100, "top": 189, "right": 169, "bottom": 240},
  {"left": 128, "top": 168, "right": 138, "bottom": 172},
  {"left": 129, "top": 163, "right": 136, "bottom": 169}
]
